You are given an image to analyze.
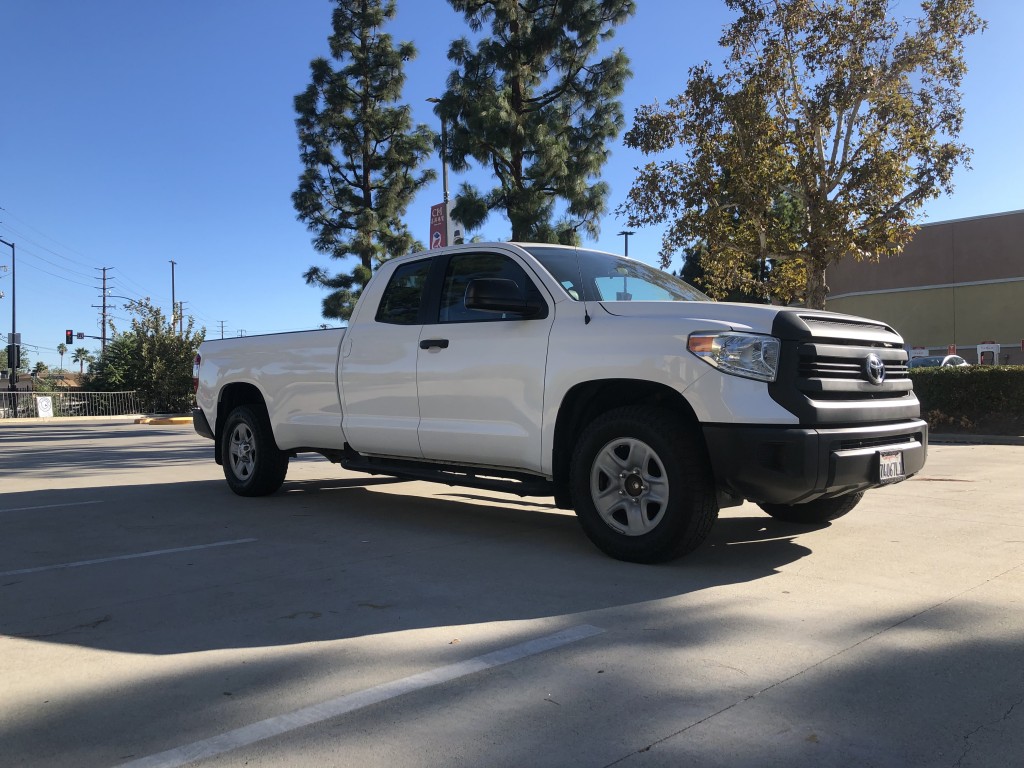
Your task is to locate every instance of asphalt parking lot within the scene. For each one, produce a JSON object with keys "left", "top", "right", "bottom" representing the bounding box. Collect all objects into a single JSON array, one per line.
[{"left": 1, "top": 421, "right": 1022, "bottom": 768}]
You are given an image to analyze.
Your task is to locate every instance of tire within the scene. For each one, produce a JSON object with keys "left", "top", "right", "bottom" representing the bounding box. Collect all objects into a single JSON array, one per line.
[
  {"left": 570, "top": 406, "right": 718, "bottom": 563},
  {"left": 757, "top": 492, "right": 864, "bottom": 524},
  {"left": 221, "top": 405, "right": 289, "bottom": 497}
]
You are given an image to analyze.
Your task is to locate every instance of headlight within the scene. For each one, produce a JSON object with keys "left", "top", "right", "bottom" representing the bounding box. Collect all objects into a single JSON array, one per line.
[{"left": 687, "top": 332, "right": 780, "bottom": 382}]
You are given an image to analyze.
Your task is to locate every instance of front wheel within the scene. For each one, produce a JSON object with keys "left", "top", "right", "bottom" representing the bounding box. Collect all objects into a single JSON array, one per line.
[
  {"left": 570, "top": 406, "right": 718, "bottom": 563},
  {"left": 221, "top": 405, "right": 289, "bottom": 497},
  {"left": 757, "top": 492, "right": 864, "bottom": 524}
]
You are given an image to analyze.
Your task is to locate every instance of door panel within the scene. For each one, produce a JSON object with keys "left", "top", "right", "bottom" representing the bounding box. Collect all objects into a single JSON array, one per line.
[
  {"left": 340, "top": 258, "right": 430, "bottom": 457},
  {"left": 416, "top": 252, "right": 553, "bottom": 471}
]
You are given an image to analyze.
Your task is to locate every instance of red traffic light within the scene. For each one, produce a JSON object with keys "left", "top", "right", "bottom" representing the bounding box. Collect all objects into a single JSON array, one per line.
[{"left": 65, "top": 329, "right": 74, "bottom": 344}]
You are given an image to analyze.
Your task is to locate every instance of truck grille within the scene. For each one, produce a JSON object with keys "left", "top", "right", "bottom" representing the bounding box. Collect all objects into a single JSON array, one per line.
[
  {"left": 768, "top": 311, "right": 921, "bottom": 424},
  {"left": 796, "top": 342, "right": 912, "bottom": 400}
]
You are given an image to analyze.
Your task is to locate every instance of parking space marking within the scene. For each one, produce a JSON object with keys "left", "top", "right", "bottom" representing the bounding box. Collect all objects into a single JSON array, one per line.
[
  {"left": 1, "top": 500, "right": 104, "bottom": 513},
  {"left": 116, "top": 623, "right": 606, "bottom": 768},
  {"left": 0, "top": 538, "right": 258, "bottom": 577}
]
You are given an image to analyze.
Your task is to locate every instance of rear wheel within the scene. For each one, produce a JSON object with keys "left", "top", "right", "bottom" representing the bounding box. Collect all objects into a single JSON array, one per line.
[
  {"left": 757, "top": 492, "right": 864, "bottom": 524},
  {"left": 570, "top": 406, "right": 718, "bottom": 563},
  {"left": 221, "top": 405, "right": 289, "bottom": 496}
]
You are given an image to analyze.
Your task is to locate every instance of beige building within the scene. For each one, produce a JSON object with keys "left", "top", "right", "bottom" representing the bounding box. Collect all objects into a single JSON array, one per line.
[{"left": 826, "top": 209, "right": 1024, "bottom": 365}]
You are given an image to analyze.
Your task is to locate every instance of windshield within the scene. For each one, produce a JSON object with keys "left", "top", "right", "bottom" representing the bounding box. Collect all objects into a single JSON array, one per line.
[{"left": 524, "top": 246, "right": 710, "bottom": 303}]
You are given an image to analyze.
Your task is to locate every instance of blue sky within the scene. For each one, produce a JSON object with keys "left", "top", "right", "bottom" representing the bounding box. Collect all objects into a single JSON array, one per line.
[{"left": 1, "top": 0, "right": 1020, "bottom": 370}]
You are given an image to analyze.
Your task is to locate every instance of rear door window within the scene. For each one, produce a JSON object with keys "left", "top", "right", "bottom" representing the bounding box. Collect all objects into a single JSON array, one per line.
[{"left": 375, "top": 259, "right": 432, "bottom": 325}]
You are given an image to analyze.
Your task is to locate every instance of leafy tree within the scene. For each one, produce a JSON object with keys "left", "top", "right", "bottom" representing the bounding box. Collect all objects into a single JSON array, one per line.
[
  {"left": 437, "top": 0, "right": 635, "bottom": 242},
  {"left": 89, "top": 299, "right": 205, "bottom": 413},
  {"left": 622, "top": 0, "right": 985, "bottom": 309},
  {"left": 32, "top": 361, "right": 49, "bottom": 376},
  {"left": 71, "top": 347, "right": 92, "bottom": 374},
  {"left": 294, "top": 0, "right": 436, "bottom": 320},
  {"left": 57, "top": 342, "right": 67, "bottom": 371}
]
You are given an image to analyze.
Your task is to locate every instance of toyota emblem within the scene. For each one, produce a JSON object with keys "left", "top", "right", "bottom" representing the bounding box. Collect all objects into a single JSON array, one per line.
[{"left": 864, "top": 353, "right": 886, "bottom": 385}]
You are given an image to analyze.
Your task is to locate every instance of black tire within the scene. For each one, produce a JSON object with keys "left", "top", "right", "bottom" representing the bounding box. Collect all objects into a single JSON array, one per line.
[
  {"left": 757, "top": 492, "right": 864, "bottom": 524},
  {"left": 221, "top": 405, "right": 289, "bottom": 497},
  {"left": 570, "top": 406, "right": 718, "bottom": 563}
]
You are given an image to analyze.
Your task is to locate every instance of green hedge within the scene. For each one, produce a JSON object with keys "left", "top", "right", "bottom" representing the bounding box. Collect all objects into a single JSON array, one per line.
[{"left": 909, "top": 365, "right": 1024, "bottom": 434}]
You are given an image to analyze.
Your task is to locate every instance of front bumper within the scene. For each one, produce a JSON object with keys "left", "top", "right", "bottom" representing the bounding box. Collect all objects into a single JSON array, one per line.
[{"left": 703, "top": 419, "right": 928, "bottom": 505}]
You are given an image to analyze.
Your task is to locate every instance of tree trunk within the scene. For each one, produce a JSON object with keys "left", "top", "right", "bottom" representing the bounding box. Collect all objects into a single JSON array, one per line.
[{"left": 804, "top": 259, "right": 828, "bottom": 310}]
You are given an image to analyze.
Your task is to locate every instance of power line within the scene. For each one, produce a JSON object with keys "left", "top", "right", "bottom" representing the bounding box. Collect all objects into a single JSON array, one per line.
[
  {"left": 14, "top": 244, "right": 96, "bottom": 280},
  {"left": 16, "top": 258, "right": 96, "bottom": 289},
  {"left": 0, "top": 218, "right": 95, "bottom": 269}
]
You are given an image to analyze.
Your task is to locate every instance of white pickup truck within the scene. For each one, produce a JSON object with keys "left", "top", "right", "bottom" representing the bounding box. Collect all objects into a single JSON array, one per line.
[{"left": 193, "top": 242, "right": 927, "bottom": 562}]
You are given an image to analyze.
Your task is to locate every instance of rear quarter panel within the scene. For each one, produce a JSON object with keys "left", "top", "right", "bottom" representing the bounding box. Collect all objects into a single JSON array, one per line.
[{"left": 197, "top": 329, "right": 347, "bottom": 451}]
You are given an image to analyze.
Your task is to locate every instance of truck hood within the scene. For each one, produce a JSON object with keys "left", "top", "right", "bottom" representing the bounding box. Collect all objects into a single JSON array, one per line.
[
  {"left": 597, "top": 300, "right": 783, "bottom": 333},
  {"left": 598, "top": 301, "right": 898, "bottom": 340}
]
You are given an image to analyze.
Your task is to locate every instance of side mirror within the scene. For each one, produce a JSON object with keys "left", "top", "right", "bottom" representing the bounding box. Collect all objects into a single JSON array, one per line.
[{"left": 465, "top": 278, "right": 545, "bottom": 318}]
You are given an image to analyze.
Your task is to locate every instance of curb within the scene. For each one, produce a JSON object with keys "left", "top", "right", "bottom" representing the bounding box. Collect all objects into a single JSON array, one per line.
[
  {"left": 930, "top": 433, "right": 1024, "bottom": 446},
  {"left": 135, "top": 416, "right": 193, "bottom": 426}
]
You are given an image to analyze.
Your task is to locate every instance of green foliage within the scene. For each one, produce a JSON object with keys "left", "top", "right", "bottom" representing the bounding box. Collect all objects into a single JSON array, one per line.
[
  {"left": 89, "top": 298, "right": 205, "bottom": 413},
  {"left": 622, "top": 0, "right": 985, "bottom": 309},
  {"left": 294, "top": 0, "right": 436, "bottom": 320},
  {"left": 911, "top": 366, "right": 1024, "bottom": 435},
  {"left": 438, "top": 0, "right": 635, "bottom": 242}
]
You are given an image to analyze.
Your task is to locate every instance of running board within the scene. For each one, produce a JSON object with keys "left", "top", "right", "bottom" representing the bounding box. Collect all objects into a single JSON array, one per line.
[{"left": 335, "top": 453, "right": 554, "bottom": 498}]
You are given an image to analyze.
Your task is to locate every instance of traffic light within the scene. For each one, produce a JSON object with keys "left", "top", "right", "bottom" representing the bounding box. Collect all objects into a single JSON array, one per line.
[
  {"left": 66, "top": 329, "right": 74, "bottom": 344},
  {"left": 6, "top": 344, "right": 18, "bottom": 369}
]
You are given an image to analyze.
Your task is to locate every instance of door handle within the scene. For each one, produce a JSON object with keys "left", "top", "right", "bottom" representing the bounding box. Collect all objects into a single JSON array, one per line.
[{"left": 419, "top": 338, "right": 450, "bottom": 350}]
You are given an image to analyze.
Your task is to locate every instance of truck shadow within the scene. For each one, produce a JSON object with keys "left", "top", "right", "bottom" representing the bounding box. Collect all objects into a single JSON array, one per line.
[{"left": 1, "top": 476, "right": 817, "bottom": 657}]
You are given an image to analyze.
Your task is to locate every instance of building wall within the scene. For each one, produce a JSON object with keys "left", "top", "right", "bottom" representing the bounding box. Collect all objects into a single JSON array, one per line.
[{"left": 825, "top": 209, "right": 1024, "bottom": 364}]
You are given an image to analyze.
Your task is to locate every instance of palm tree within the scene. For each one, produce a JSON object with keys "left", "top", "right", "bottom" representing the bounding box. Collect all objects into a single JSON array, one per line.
[
  {"left": 57, "top": 343, "right": 67, "bottom": 371},
  {"left": 71, "top": 347, "right": 92, "bottom": 374}
]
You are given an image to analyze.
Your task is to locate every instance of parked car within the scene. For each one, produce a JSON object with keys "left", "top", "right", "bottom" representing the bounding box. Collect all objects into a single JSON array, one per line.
[{"left": 908, "top": 355, "right": 970, "bottom": 369}]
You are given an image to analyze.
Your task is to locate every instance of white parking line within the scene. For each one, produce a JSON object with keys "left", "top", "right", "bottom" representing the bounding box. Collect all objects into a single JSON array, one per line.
[
  {"left": 116, "top": 624, "right": 606, "bottom": 768},
  {"left": 0, "top": 500, "right": 104, "bottom": 513},
  {"left": 0, "top": 538, "right": 258, "bottom": 577}
]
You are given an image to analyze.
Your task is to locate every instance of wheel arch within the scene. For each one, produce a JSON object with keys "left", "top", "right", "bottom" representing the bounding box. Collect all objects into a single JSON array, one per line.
[
  {"left": 551, "top": 379, "right": 701, "bottom": 505},
  {"left": 214, "top": 383, "right": 270, "bottom": 465}
]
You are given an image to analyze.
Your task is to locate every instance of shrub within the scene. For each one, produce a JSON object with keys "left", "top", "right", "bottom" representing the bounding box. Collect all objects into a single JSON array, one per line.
[{"left": 910, "top": 365, "right": 1024, "bottom": 434}]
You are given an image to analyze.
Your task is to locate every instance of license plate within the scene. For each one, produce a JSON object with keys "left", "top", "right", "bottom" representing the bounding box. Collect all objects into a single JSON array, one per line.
[{"left": 878, "top": 450, "right": 905, "bottom": 484}]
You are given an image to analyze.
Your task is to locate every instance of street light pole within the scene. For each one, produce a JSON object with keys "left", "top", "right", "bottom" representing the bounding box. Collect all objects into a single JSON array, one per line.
[
  {"left": 0, "top": 237, "right": 16, "bottom": 391},
  {"left": 425, "top": 97, "right": 449, "bottom": 206},
  {"left": 617, "top": 230, "right": 634, "bottom": 258}
]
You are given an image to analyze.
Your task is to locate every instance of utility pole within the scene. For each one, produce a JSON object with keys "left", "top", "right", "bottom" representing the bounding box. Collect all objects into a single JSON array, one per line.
[
  {"left": 96, "top": 267, "right": 111, "bottom": 352},
  {"left": 177, "top": 301, "right": 186, "bottom": 336},
  {"left": 218, "top": 320, "right": 226, "bottom": 339},
  {"left": 169, "top": 260, "right": 177, "bottom": 335},
  {"left": 0, "top": 237, "right": 16, "bottom": 391}
]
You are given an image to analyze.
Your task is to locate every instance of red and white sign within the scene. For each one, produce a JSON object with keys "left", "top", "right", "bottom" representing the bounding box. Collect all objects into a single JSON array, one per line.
[{"left": 429, "top": 203, "right": 448, "bottom": 249}]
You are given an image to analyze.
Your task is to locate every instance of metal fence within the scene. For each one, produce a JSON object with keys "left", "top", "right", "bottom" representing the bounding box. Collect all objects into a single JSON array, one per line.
[{"left": 0, "top": 391, "right": 142, "bottom": 419}]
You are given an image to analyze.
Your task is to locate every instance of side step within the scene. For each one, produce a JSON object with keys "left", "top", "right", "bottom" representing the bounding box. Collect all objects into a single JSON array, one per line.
[{"left": 332, "top": 452, "right": 554, "bottom": 498}]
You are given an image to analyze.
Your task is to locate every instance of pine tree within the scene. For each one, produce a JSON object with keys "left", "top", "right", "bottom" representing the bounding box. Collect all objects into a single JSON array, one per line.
[
  {"left": 437, "top": 0, "right": 635, "bottom": 243},
  {"left": 294, "top": 0, "right": 436, "bottom": 320}
]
